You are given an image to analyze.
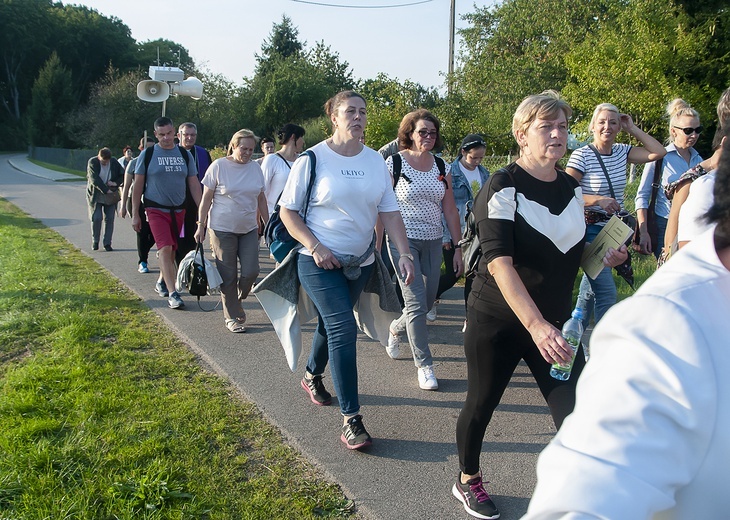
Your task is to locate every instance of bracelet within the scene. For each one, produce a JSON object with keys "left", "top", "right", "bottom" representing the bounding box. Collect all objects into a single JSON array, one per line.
[
  {"left": 400, "top": 253, "right": 414, "bottom": 261},
  {"left": 196, "top": 221, "right": 206, "bottom": 226},
  {"left": 311, "top": 242, "right": 320, "bottom": 254},
  {"left": 453, "top": 244, "right": 461, "bottom": 249}
]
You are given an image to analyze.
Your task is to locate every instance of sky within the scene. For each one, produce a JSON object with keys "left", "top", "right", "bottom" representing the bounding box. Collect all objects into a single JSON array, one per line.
[{"left": 69, "top": 0, "right": 496, "bottom": 91}]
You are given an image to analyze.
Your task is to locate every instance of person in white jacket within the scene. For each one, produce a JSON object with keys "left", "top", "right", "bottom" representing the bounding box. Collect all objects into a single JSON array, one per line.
[{"left": 523, "top": 136, "right": 730, "bottom": 520}]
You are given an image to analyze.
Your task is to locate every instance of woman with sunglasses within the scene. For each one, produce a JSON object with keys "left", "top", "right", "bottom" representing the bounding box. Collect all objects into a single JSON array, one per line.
[
  {"left": 566, "top": 103, "right": 665, "bottom": 327},
  {"left": 385, "top": 109, "right": 464, "bottom": 391},
  {"left": 635, "top": 99, "right": 704, "bottom": 258}
]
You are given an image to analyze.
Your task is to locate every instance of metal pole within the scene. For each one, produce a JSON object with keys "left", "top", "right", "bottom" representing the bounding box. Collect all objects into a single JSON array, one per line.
[
  {"left": 448, "top": 0, "right": 456, "bottom": 94},
  {"left": 161, "top": 99, "right": 167, "bottom": 117}
]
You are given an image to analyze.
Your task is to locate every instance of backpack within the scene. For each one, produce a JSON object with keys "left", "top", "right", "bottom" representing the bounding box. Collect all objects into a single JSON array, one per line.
[
  {"left": 264, "top": 150, "right": 317, "bottom": 263},
  {"left": 391, "top": 153, "right": 447, "bottom": 187}
]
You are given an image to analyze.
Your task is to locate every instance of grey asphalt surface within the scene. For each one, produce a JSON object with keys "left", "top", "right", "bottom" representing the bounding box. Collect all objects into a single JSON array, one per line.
[{"left": 1, "top": 154, "right": 558, "bottom": 520}]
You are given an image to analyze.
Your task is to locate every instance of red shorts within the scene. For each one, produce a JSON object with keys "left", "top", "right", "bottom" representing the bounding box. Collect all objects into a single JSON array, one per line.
[{"left": 145, "top": 208, "right": 185, "bottom": 250}]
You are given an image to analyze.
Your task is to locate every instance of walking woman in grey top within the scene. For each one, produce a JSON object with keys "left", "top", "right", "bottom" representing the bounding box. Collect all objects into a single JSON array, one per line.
[{"left": 385, "top": 109, "right": 463, "bottom": 391}]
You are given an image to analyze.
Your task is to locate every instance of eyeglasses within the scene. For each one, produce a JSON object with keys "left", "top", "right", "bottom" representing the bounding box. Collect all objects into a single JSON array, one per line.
[
  {"left": 416, "top": 129, "right": 438, "bottom": 138},
  {"left": 673, "top": 126, "right": 703, "bottom": 135}
]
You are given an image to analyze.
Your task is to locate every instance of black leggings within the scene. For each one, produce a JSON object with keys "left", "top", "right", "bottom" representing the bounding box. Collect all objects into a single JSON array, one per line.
[{"left": 455, "top": 305, "right": 585, "bottom": 475}]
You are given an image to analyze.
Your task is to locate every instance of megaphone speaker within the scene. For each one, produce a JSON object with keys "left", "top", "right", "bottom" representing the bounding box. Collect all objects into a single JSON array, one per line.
[
  {"left": 136, "top": 80, "right": 170, "bottom": 102},
  {"left": 170, "top": 77, "right": 203, "bottom": 100}
]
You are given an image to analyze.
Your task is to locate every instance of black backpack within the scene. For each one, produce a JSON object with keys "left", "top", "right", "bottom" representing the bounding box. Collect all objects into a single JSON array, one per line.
[{"left": 391, "top": 153, "right": 447, "bottom": 187}]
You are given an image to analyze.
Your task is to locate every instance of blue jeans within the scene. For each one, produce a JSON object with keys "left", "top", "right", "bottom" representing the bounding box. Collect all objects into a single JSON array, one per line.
[
  {"left": 653, "top": 215, "right": 668, "bottom": 259},
  {"left": 577, "top": 224, "right": 617, "bottom": 328},
  {"left": 297, "top": 254, "right": 374, "bottom": 416}
]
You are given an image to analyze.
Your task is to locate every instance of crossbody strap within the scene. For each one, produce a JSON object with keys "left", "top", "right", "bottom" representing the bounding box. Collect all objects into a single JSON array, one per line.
[
  {"left": 648, "top": 158, "right": 664, "bottom": 212},
  {"left": 276, "top": 152, "right": 292, "bottom": 169},
  {"left": 588, "top": 144, "right": 616, "bottom": 200}
]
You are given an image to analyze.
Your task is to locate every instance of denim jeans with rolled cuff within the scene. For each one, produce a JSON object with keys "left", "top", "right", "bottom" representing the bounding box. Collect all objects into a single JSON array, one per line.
[
  {"left": 577, "top": 224, "right": 617, "bottom": 329},
  {"left": 297, "top": 253, "right": 373, "bottom": 416}
]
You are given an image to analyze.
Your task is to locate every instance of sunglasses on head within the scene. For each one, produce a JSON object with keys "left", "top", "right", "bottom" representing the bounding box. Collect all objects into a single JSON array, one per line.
[
  {"left": 462, "top": 140, "right": 486, "bottom": 150},
  {"left": 673, "top": 125, "right": 703, "bottom": 135}
]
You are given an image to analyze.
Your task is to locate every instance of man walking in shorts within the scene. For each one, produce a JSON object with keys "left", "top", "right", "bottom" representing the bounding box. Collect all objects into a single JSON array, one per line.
[{"left": 131, "top": 117, "right": 201, "bottom": 309}]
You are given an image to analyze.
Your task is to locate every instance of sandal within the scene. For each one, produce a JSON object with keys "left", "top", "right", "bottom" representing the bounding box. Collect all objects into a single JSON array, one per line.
[{"left": 225, "top": 319, "right": 246, "bottom": 333}]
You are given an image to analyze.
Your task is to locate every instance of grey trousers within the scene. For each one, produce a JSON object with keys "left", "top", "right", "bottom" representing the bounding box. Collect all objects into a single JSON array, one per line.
[
  {"left": 388, "top": 237, "right": 441, "bottom": 368},
  {"left": 91, "top": 202, "right": 116, "bottom": 247},
  {"left": 209, "top": 228, "right": 260, "bottom": 321}
]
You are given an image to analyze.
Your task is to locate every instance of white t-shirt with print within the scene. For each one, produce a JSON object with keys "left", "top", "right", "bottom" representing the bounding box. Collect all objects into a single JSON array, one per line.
[
  {"left": 278, "top": 141, "right": 399, "bottom": 259},
  {"left": 202, "top": 157, "right": 264, "bottom": 234},
  {"left": 386, "top": 152, "right": 450, "bottom": 241}
]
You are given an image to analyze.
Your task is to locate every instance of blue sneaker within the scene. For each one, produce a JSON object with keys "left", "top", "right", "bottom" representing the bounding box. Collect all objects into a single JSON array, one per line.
[
  {"left": 155, "top": 280, "right": 169, "bottom": 297},
  {"left": 168, "top": 291, "right": 184, "bottom": 309},
  {"left": 138, "top": 261, "right": 150, "bottom": 274}
]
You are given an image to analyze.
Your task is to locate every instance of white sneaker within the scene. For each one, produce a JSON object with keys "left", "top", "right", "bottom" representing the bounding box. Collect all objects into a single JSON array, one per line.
[
  {"left": 426, "top": 300, "right": 439, "bottom": 322},
  {"left": 418, "top": 365, "right": 438, "bottom": 390},
  {"left": 386, "top": 324, "right": 400, "bottom": 359}
]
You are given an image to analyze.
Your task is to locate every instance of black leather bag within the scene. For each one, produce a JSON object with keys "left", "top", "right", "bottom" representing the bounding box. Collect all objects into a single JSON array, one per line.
[{"left": 187, "top": 242, "right": 208, "bottom": 297}]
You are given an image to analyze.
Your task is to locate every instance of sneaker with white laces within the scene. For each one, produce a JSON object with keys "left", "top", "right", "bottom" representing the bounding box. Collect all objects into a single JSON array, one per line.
[
  {"left": 155, "top": 279, "right": 169, "bottom": 297},
  {"left": 138, "top": 261, "right": 150, "bottom": 274},
  {"left": 168, "top": 291, "right": 185, "bottom": 309},
  {"left": 386, "top": 319, "right": 400, "bottom": 359},
  {"left": 452, "top": 474, "right": 500, "bottom": 519},
  {"left": 340, "top": 414, "right": 372, "bottom": 450},
  {"left": 418, "top": 365, "right": 438, "bottom": 390},
  {"left": 426, "top": 299, "right": 439, "bottom": 322}
]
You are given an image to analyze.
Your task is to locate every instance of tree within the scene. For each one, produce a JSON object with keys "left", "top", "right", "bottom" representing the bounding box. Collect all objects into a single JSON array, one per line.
[
  {"left": 28, "top": 52, "right": 75, "bottom": 147},
  {"left": 358, "top": 74, "right": 441, "bottom": 151},
  {"left": 308, "top": 41, "right": 355, "bottom": 94},
  {"left": 448, "top": 0, "right": 606, "bottom": 153},
  {"left": 136, "top": 39, "right": 195, "bottom": 72},
  {"left": 255, "top": 15, "right": 303, "bottom": 76}
]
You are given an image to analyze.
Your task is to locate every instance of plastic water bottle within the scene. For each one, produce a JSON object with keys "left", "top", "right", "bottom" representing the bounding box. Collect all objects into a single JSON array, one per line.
[{"left": 550, "top": 308, "right": 584, "bottom": 381}]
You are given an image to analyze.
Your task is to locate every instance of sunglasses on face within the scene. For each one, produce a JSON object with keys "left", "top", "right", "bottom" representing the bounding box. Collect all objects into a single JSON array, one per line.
[
  {"left": 673, "top": 125, "right": 703, "bottom": 135},
  {"left": 416, "top": 129, "right": 438, "bottom": 138}
]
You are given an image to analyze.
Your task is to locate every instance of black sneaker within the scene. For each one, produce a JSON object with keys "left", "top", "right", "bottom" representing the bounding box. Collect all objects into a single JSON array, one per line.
[
  {"left": 452, "top": 474, "right": 500, "bottom": 519},
  {"left": 340, "top": 415, "right": 372, "bottom": 450},
  {"left": 103, "top": 244, "right": 113, "bottom": 251},
  {"left": 92, "top": 242, "right": 99, "bottom": 251},
  {"left": 155, "top": 280, "right": 169, "bottom": 297},
  {"left": 300, "top": 375, "right": 332, "bottom": 406}
]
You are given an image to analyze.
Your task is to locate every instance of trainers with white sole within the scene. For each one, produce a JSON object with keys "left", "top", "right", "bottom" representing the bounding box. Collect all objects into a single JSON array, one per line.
[
  {"left": 386, "top": 319, "right": 400, "bottom": 359},
  {"left": 168, "top": 291, "right": 185, "bottom": 309},
  {"left": 418, "top": 365, "right": 438, "bottom": 390},
  {"left": 426, "top": 299, "right": 439, "bottom": 322},
  {"left": 452, "top": 474, "right": 500, "bottom": 519},
  {"left": 138, "top": 261, "right": 150, "bottom": 274}
]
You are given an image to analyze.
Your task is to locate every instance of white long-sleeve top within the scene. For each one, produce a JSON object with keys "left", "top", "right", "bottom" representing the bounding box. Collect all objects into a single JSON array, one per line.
[{"left": 523, "top": 225, "right": 730, "bottom": 520}]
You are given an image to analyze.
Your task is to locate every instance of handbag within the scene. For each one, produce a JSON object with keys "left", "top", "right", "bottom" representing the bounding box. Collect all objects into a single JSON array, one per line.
[
  {"left": 264, "top": 150, "right": 317, "bottom": 263},
  {"left": 632, "top": 158, "right": 663, "bottom": 254},
  {"left": 100, "top": 188, "right": 121, "bottom": 206},
  {"left": 458, "top": 199, "right": 481, "bottom": 278},
  {"left": 187, "top": 242, "right": 208, "bottom": 297}
]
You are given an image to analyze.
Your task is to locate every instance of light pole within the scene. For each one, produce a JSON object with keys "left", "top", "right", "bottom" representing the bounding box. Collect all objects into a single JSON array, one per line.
[
  {"left": 136, "top": 66, "right": 203, "bottom": 116},
  {"left": 448, "top": 0, "right": 456, "bottom": 95}
]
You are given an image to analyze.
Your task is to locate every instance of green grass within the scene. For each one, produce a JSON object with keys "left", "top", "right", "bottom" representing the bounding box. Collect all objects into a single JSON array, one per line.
[
  {"left": 27, "top": 158, "right": 85, "bottom": 178},
  {"left": 0, "top": 198, "right": 357, "bottom": 519}
]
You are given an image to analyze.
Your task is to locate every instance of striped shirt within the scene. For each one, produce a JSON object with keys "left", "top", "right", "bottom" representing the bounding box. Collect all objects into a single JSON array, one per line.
[{"left": 567, "top": 143, "right": 632, "bottom": 211}]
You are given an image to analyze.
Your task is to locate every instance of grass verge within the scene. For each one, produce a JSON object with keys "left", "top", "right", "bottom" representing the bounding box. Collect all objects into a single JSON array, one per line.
[
  {"left": 27, "top": 158, "right": 85, "bottom": 178},
  {"left": 0, "top": 198, "right": 356, "bottom": 519}
]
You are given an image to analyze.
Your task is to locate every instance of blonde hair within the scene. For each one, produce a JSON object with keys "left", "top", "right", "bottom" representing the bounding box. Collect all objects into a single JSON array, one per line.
[
  {"left": 667, "top": 98, "right": 700, "bottom": 142},
  {"left": 227, "top": 129, "right": 257, "bottom": 155},
  {"left": 588, "top": 103, "right": 620, "bottom": 132},
  {"left": 512, "top": 90, "right": 572, "bottom": 143}
]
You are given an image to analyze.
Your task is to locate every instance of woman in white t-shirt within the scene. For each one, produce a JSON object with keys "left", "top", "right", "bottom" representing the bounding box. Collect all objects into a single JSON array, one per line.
[
  {"left": 385, "top": 109, "right": 464, "bottom": 392},
  {"left": 278, "top": 90, "right": 415, "bottom": 450},
  {"left": 261, "top": 123, "right": 305, "bottom": 216},
  {"left": 195, "top": 129, "right": 268, "bottom": 333}
]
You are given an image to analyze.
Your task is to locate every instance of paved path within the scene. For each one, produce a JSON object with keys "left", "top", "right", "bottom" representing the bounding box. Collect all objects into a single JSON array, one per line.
[{"left": 0, "top": 154, "right": 557, "bottom": 520}]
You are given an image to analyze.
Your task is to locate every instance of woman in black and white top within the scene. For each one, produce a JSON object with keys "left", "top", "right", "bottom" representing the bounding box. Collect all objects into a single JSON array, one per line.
[
  {"left": 385, "top": 109, "right": 463, "bottom": 391},
  {"left": 566, "top": 103, "right": 664, "bottom": 328},
  {"left": 452, "top": 91, "right": 628, "bottom": 520},
  {"left": 261, "top": 123, "right": 305, "bottom": 217}
]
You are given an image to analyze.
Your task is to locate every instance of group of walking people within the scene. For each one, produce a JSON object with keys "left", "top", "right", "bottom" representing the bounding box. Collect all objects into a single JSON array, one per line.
[{"left": 84, "top": 84, "right": 730, "bottom": 518}]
